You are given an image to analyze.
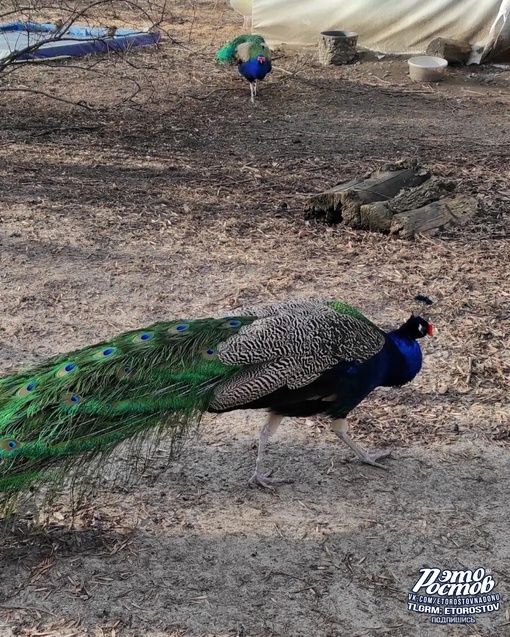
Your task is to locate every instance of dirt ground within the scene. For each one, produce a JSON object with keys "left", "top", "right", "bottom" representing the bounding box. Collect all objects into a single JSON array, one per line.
[{"left": 0, "top": 1, "right": 510, "bottom": 636}]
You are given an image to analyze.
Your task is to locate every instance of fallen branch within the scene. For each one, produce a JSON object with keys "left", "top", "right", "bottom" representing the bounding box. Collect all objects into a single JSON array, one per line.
[{"left": 0, "top": 86, "right": 95, "bottom": 109}]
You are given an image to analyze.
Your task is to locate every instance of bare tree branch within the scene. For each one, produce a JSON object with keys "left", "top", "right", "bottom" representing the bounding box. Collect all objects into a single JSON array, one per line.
[
  {"left": 0, "top": 0, "right": 168, "bottom": 108},
  {"left": 0, "top": 86, "right": 95, "bottom": 108}
]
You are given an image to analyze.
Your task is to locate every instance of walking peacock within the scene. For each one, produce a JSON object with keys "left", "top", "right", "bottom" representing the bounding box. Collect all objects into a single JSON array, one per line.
[
  {"left": 0, "top": 298, "right": 432, "bottom": 512},
  {"left": 216, "top": 34, "right": 272, "bottom": 103}
]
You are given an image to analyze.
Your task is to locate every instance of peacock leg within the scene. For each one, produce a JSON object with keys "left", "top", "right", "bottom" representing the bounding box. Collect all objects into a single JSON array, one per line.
[
  {"left": 249, "top": 413, "right": 292, "bottom": 489},
  {"left": 249, "top": 82, "right": 255, "bottom": 104},
  {"left": 331, "top": 418, "right": 391, "bottom": 469},
  {"left": 253, "top": 80, "right": 258, "bottom": 96}
]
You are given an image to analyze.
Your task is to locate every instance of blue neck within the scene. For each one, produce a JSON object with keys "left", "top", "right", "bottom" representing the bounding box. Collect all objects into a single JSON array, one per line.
[
  {"left": 383, "top": 330, "right": 423, "bottom": 386},
  {"left": 326, "top": 329, "right": 423, "bottom": 419}
]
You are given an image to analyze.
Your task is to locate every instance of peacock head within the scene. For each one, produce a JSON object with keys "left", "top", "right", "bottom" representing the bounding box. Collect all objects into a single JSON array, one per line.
[
  {"left": 398, "top": 315, "right": 433, "bottom": 340},
  {"left": 257, "top": 55, "right": 266, "bottom": 64}
]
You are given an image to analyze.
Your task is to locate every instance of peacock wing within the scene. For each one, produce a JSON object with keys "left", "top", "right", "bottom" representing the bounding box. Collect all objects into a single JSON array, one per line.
[
  {"left": 239, "top": 298, "right": 371, "bottom": 322},
  {"left": 212, "top": 302, "right": 385, "bottom": 410}
]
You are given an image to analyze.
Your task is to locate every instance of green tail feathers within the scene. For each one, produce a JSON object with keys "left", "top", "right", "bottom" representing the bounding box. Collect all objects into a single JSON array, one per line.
[
  {"left": 0, "top": 316, "right": 253, "bottom": 512},
  {"left": 215, "top": 34, "right": 266, "bottom": 64}
]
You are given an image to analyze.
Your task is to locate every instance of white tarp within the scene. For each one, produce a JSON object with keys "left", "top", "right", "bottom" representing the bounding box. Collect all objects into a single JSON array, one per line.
[
  {"left": 251, "top": 0, "right": 509, "bottom": 57},
  {"left": 481, "top": 0, "right": 510, "bottom": 60}
]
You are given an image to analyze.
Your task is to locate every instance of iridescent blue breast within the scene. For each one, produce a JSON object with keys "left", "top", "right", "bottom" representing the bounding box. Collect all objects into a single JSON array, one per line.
[{"left": 238, "top": 58, "right": 272, "bottom": 82}]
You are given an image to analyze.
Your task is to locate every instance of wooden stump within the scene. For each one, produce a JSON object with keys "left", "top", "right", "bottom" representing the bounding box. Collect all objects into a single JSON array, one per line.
[
  {"left": 318, "top": 30, "right": 358, "bottom": 66},
  {"left": 305, "top": 162, "right": 478, "bottom": 238},
  {"left": 305, "top": 161, "right": 430, "bottom": 224},
  {"left": 426, "top": 37, "right": 472, "bottom": 65}
]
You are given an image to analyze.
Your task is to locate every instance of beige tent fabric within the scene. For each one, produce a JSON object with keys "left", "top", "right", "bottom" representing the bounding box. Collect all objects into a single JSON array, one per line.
[
  {"left": 252, "top": 0, "right": 504, "bottom": 54},
  {"left": 480, "top": 0, "right": 510, "bottom": 60},
  {"left": 230, "top": 0, "right": 253, "bottom": 29}
]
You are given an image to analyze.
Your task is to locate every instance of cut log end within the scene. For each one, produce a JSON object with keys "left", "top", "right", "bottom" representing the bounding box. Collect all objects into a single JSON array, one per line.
[
  {"left": 426, "top": 37, "right": 472, "bottom": 65},
  {"left": 318, "top": 31, "right": 358, "bottom": 66}
]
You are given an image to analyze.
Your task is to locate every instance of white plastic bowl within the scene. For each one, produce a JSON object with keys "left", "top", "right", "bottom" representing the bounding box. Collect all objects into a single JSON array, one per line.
[{"left": 408, "top": 56, "right": 448, "bottom": 82}]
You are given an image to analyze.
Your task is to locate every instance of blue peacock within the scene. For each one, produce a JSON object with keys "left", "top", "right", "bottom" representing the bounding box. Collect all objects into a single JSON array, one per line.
[
  {"left": 0, "top": 298, "right": 432, "bottom": 511},
  {"left": 216, "top": 34, "right": 272, "bottom": 103}
]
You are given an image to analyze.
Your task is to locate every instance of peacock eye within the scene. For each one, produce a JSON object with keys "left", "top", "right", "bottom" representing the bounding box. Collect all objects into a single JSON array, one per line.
[
  {"left": 0, "top": 438, "right": 22, "bottom": 452},
  {"left": 117, "top": 364, "right": 134, "bottom": 379},
  {"left": 17, "top": 381, "right": 37, "bottom": 396},
  {"left": 222, "top": 319, "right": 242, "bottom": 329},
  {"left": 169, "top": 323, "right": 189, "bottom": 335},
  {"left": 62, "top": 392, "right": 83, "bottom": 407},
  {"left": 133, "top": 332, "right": 153, "bottom": 343},
  {"left": 93, "top": 346, "right": 117, "bottom": 360},
  {"left": 201, "top": 347, "right": 217, "bottom": 360},
  {"left": 57, "top": 362, "right": 77, "bottom": 377}
]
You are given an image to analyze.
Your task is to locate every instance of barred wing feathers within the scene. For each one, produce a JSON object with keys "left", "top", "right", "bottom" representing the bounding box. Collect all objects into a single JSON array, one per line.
[{"left": 212, "top": 300, "right": 385, "bottom": 410}]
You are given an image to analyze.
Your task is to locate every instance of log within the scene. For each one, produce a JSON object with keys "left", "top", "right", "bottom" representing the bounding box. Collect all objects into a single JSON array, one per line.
[
  {"left": 306, "top": 161, "right": 478, "bottom": 237},
  {"left": 358, "top": 202, "right": 394, "bottom": 233},
  {"left": 318, "top": 30, "right": 358, "bottom": 66},
  {"left": 388, "top": 177, "right": 456, "bottom": 213},
  {"left": 306, "top": 163, "right": 430, "bottom": 224},
  {"left": 359, "top": 177, "right": 457, "bottom": 233},
  {"left": 426, "top": 37, "right": 472, "bottom": 65},
  {"left": 389, "top": 195, "right": 478, "bottom": 239}
]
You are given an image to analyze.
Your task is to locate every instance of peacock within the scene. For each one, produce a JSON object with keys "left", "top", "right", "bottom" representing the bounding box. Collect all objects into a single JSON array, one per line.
[
  {"left": 216, "top": 34, "right": 272, "bottom": 103},
  {"left": 0, "top": 298, "right": 432, "bottom": 512}
]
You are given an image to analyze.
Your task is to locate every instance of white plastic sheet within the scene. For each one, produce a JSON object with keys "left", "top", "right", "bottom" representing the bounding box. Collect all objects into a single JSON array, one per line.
[
  {"left": 251, "top": 0, "right": 506, "bottom": 55},
  {"left": 481, "top": 0, "right": 510, "bottom": 60}
]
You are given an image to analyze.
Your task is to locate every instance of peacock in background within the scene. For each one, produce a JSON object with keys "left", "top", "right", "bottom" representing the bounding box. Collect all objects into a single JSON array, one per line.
[
  {"left": 0, "top": 298, "right": 432, "bottom": 513},
  {"left": 216, "top": 34, "right": 272, "bottom": 103}
]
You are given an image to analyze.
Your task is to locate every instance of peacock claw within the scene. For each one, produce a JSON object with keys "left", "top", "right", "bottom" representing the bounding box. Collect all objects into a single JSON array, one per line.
[
  {"left": 333, "top": 426, "right": 392, "bottom": 471},
  {"left": 249, "top": 471, "right": 294, "bottom": 490},
  {"left": 355, "top": 449, "right": 392, "bottom": 469}
]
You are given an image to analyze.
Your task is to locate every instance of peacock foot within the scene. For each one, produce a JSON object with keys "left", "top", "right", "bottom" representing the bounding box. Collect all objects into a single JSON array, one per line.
[
  {"left": 249, "top": 470, "right": 294, "bottom": 490},
  {"left": 354, "top": 448, "right": 392, "bottom": 469}
]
